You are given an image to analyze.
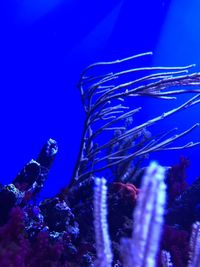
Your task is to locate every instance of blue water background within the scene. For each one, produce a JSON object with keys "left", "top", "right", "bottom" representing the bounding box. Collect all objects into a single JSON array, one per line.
[{"left": 1, "top": 0, "right": 200, "bottom": 198}]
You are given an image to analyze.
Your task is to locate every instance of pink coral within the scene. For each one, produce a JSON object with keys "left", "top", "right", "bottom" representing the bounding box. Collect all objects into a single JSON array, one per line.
[{"left": 0, "top": 207, "right": 30, "bottom": 267}]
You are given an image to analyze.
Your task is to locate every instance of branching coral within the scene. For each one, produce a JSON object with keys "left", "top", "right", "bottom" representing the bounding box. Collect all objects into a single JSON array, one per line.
[{"left": 70, "top": 52, "right": 200, "bottom": 187}]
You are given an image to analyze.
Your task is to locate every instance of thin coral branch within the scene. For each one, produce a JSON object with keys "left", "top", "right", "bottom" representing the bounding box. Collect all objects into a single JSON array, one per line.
[
  {"left": 92, "top": 74, "right": 200, "bottom": 112},
  {"left": 89, "top": 94, "right": 200, "bottom": 156},
  {"left": 79, "top": 52, "right": 153, "bottom": 83},
  {"left": 87, "top": 68, "right": 191, "bottom": 107}
]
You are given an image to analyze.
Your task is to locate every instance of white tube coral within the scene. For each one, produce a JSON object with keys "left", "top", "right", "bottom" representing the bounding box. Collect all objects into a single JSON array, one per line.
[
  {"left": 161, "top": 250, "right": 173, "bottom": 267},
  {"left": 132, "top": 161, "right": 166, "bottom": 267},
  {"left": 93, "top": 177, "right": 113, "bottom": 267},
  {"left": 188, "top": 221, "right": 200, "bottom": 267}
]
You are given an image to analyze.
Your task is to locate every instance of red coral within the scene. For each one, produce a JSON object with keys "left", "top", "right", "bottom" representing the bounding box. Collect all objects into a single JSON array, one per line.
[
  {"left": 161, "top": 225, "right": 189, "bottom": 267},
  {"left": 110, "top": 182, "right": 139, "bottom": 203},
  {"left": 167, "top": 156, "right": 189, "bottom": 205},
  {"left": 108, "top": 182, "right": 139, "bottom": 241}
]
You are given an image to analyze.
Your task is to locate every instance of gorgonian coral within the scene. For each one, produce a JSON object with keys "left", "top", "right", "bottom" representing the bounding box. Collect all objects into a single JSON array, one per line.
[{"left": 70, "top": 52, "right": 200, "bottom": 187}]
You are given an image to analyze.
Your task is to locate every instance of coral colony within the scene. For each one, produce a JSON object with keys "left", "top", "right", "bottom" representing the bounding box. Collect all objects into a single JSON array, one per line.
[{"left": 2, "top": 53, "right": 200, "bottom": 266}]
